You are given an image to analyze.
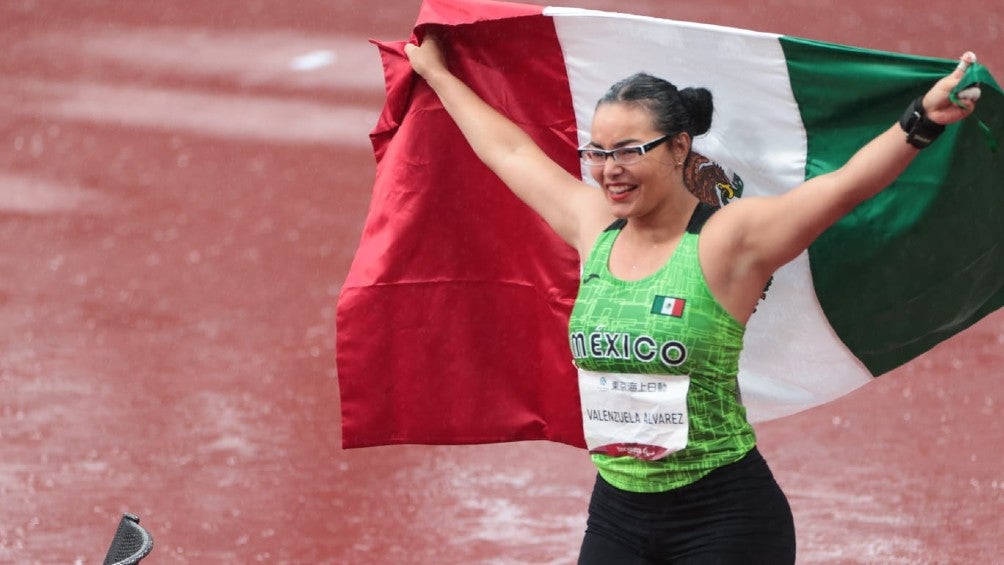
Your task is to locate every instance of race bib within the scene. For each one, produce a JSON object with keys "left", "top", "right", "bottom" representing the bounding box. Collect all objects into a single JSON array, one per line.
[{"left": 578, "top": 369, "right": 690, "bottom": 461}]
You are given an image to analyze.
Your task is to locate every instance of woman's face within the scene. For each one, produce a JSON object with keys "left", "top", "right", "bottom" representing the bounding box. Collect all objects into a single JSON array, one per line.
[{"left": 586, "top": 102, "right": 684, "bottom": 219}]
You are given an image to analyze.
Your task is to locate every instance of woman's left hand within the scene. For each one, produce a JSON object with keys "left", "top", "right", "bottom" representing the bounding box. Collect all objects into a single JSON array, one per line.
[{"left": 922, "top": 51, "right": 980, "bottom": 124}]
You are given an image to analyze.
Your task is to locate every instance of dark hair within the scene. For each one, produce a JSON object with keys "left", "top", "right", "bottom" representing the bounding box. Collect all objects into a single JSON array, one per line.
[{"left": 597, "top": 73, "right": 713, "bottom": 138}]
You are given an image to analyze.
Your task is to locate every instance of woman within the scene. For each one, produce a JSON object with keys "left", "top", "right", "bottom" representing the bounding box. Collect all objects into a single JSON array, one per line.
[{"left": 405, "top": 33, "right": 978, "bottom": 564}]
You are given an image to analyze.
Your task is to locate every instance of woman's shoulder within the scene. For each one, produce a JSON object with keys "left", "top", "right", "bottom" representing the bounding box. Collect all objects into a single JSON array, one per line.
[
  {"left": 575, "top": 200, "right": 619, "bottom": 259},
  {"left": 701, "top": 195, "right": 773, "bottom": 235},
  {"left": 697, "top": 198, "right": 768, "bottom": 274}
]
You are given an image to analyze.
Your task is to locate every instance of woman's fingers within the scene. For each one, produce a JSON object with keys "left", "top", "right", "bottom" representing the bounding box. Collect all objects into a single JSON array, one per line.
[
  {"left": 405, "top": 34, "right": 447, "bottom": 78},
  {"left": 955, "top": 52, "right": 977, "bottom": 76},
  {"left": 958, "top": 85, "right": 982, "bottom": 102},
  {"left": 953, "top": 53, "right": 982, "bottom": 102},
  {"left": 923, "top": 52, "right": 980, "bottom": 122}
]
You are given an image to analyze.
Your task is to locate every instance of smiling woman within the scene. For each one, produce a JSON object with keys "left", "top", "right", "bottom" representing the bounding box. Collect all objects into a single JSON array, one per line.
[
  {"left": 401, "top": 16, "right": 981, "bottom": 560},
  {"left": 581, "top": 74, "right": 714, "bottom": 246},
  {"left": 1, "top": 0, "right": 999, "bottom": 562}
]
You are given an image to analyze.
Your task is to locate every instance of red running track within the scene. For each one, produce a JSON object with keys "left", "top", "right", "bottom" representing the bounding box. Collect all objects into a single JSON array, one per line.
[{"left": 0, "top": 1, "right": 1000, "bottom": 563}]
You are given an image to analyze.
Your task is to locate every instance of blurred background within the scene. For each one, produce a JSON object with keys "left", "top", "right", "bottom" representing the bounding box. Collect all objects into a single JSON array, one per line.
[{"left": 1, "top": 0, "right": 1000, "bottom": 563}]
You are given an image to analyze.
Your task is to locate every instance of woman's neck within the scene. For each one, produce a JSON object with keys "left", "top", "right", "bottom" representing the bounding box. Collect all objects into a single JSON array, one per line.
[{"left": 621, "top": 191, "right": 699, "bottom": 245}]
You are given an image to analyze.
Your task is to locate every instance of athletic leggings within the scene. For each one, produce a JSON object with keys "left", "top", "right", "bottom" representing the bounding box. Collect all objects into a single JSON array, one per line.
[{"left": 578, "top": 447, "right": 795, "bottom": 565}]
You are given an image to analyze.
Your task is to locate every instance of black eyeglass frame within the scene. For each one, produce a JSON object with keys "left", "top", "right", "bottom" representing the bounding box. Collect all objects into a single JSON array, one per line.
[{"left": 577, "top": 134, "right": 674, "bottom": 167}]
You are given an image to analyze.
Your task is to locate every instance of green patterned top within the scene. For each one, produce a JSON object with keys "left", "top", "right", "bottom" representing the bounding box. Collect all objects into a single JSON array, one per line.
[{"left": 568, "top": 215, "right": 756, "bottom": 493}]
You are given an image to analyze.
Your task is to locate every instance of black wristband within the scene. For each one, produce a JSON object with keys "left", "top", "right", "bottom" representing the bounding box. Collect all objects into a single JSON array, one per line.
[{"left": 899, "top": 96, "right": 945, "bottom": 149}]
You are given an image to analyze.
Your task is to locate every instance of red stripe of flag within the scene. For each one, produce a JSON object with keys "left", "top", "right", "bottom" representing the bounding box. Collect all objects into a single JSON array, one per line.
[
  {"left": 337, "top": 0, "right": 586, "bottom": 449},
  {"left": 668, "top": 298, "right": 685, "bottom": 317}
]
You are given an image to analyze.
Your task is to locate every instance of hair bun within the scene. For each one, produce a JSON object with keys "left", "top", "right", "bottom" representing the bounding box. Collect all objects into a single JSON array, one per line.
[
  {"left": 598, "top": 74, "right": 715, "bottom": 138},
  {"left": 679, "top": 87, "right": 713, "bottom": 136}
]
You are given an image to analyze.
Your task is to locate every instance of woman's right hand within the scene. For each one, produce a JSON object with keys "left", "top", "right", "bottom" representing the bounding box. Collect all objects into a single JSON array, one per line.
[
  {"left": 405, "top": 33, "right": 449, "bottom": 81},
  {"left": 399, "top": 28, "right": 599, "bottom": 251}
]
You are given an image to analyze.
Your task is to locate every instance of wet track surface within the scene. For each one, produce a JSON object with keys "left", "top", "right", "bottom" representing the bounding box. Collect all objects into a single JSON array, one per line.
[{"left": 0, "top": 1, "right": 1001, "bottom": 563}]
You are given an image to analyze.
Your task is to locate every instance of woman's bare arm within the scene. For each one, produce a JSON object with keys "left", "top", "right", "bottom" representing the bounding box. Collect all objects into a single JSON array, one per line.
[
  {"left": 699, "top": 53, "right": 979, "bottom": 323},
  {"left": 405, "top": 34, "right": 605, "bottom": 249},
  {"left": 731, "top": 52, "right": 978, "bottom": 277}
]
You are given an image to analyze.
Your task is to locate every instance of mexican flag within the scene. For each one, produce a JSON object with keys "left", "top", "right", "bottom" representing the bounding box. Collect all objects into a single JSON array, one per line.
[{"left": 336, "top": 0, "right": 1002, "bottom": 449}]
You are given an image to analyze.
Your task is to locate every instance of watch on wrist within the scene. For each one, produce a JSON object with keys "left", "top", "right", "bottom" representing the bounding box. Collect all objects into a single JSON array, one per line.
[{"left": 899, "top": 96, "right": 945, "bottom": 149}]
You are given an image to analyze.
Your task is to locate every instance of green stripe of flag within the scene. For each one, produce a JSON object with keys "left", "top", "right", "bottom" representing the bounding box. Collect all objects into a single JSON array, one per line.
[{"left": 781, "top": 36, "right": 1004, "bottom": 376}]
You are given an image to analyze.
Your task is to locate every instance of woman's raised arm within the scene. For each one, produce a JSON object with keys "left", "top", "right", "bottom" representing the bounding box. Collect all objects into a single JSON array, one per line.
[
  {"left": 405, "top": 34, "right": 604, "bottom": 250},
  {"left": 721, "top": 52, "right": 980, "bottom": 277}
]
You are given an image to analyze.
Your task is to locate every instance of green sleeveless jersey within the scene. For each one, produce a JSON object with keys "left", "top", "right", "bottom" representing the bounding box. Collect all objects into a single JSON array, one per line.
[{"left": 568, "top": 209, "right": 756, "bottom": 493}]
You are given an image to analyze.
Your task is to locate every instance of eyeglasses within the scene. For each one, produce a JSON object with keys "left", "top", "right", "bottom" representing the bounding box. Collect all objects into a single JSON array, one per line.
[{"left": 578, "top": 135, "right": 671, "bottom": 167}]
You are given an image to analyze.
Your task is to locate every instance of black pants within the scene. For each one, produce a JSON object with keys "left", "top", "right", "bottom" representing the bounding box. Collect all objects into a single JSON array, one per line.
[{"left": 578, "top": 447, "right": 795, "bottom": 565}]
